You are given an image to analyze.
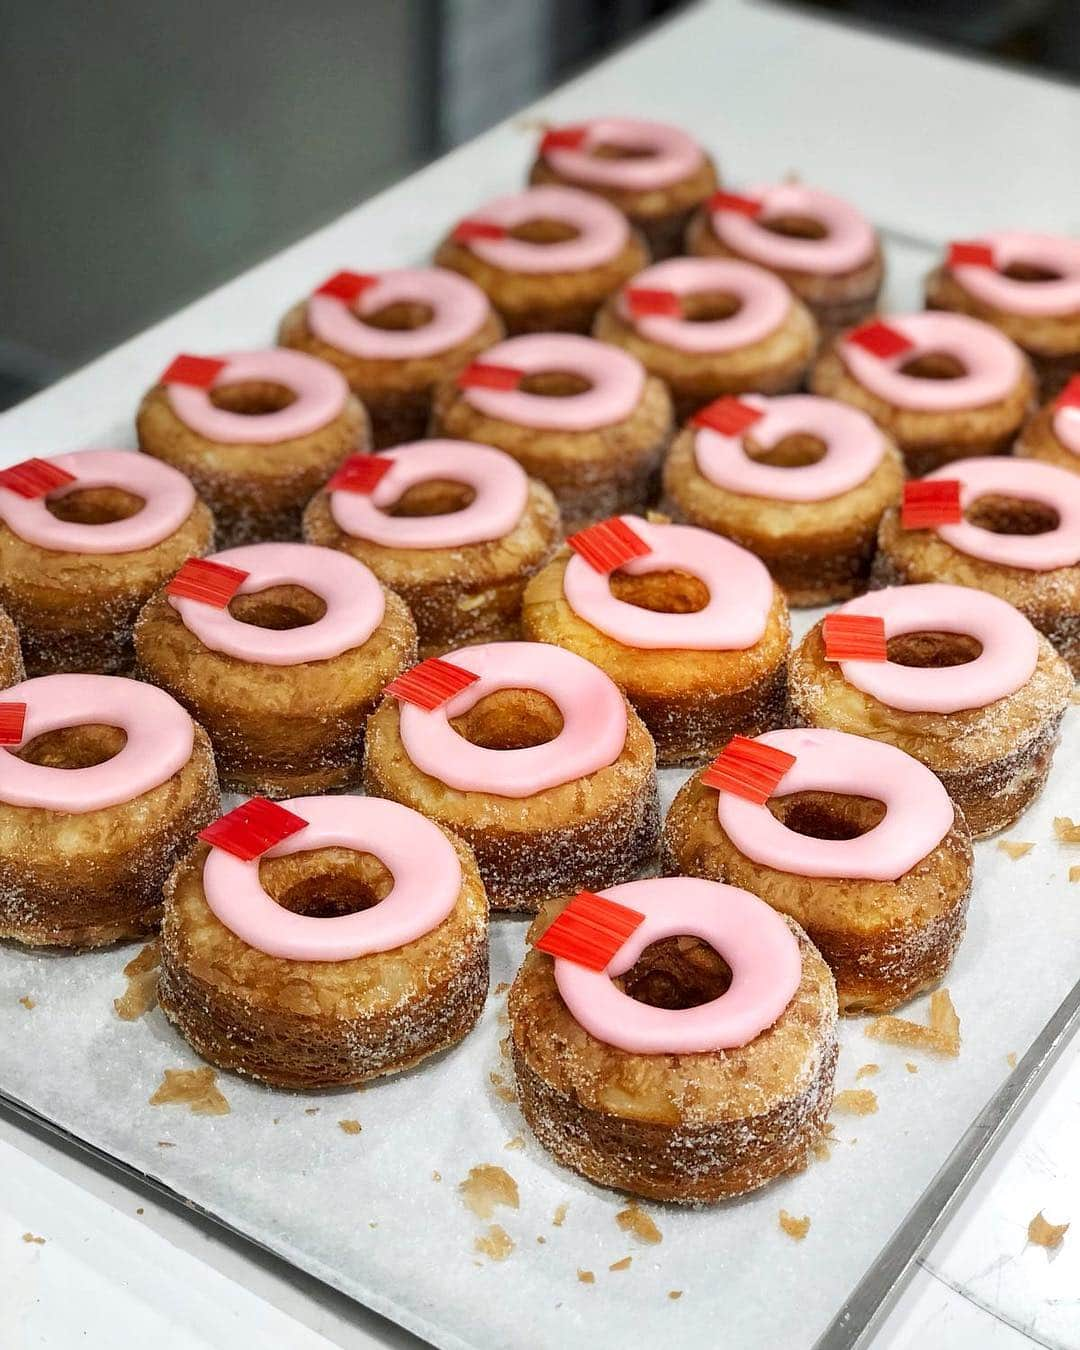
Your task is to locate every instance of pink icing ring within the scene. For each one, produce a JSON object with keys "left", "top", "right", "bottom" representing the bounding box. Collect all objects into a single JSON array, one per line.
[
  {"left": 925, "top": 457, "right": 1080, "bottom": 571},
  {"left": 1051, "top": 406, "right": 1080, "bottom": 457},
  {"left": 541, "top": 117, "right": 704, "bottom": 192},
  {"left": 396, "top": 641, "right": 627, "bottom": 798},
  {"left": 563, "top": 515, "right": 772, "bottom": 650},
  {"left": 711, "top": 184, "right": 877, "bottom": 276},
  {"left": 0, "top": 450, "right": 196, "bottom": 555},
  {"left": 839, "top": 312, "right": 1023, "bottom": 412},
  {"left": 835, "top": 584, "right": 1039, "bottom": 714},
  {"left": 949, "top": 232, "right": 1080, "bottom": 318},
  {"left": 168, "top": 542, "right": 385, "bottom": 666},
  {"left": 328, "top": 440, "right": 529, "bottom": 550},
  {"left": 693, "top": 394, "right": 886, "bottom": 501},
  {"left": 0, "top": 674, "right": 194, "bottom": 815},
  {"left": 201, "top": 795, "right": 462, "bottom": 962},
  {"left": 165, "top": 349, "right": 349, "bottom": 444},
  {"left": 617, "top": 257, "right": 790, "bottom": 354},
  {"left": 455, "top": 186, "right": 629, "bottom": 274},
  {"left": 552, "top": 877, "right": 801, "bottom": 1055},
  {"left": 716, "top": 728, "right": 954, "bottom": 882},
  {"left": 307, "top": 267, "right": 490, "bottom": 361},
  {"left": 460, "top": 334, "right": 644, "bottom": 432}
]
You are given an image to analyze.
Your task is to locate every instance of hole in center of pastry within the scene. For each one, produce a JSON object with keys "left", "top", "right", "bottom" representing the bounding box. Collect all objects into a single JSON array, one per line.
[
  {"left": 1001, "top": 261, "right": 1062, "bottom": 283},
  {"left": 360, "top": 300, "right": 436, "bottom": 331},
  {"left": 608, "top": 568, "right": 709, "bottom": 614},
  {"left": 590, "top": 142, "right": 655, "bottom": 161},
  {"left": 617, "top": 936, "right": 733, "bottom": 1010},
  {"left": 260, "top": 847, "right": 393, "bottom": 918},
  {"left": 898, "top": 351, "right": 966, "bottom": 381},
  {"left": 517, "top": 370, "right": 592, "bottom": 397},
  {"left": 768, "top": 789, "right": 886, "bottom": 840},
  {"left": 388, "top": 480, "right": 477, "bottom": 517},
  {"left": 965, "top": 493, "right": 1060, "bottom": 536},
  {"left": 885, "top": 631, "right": 983, "bottom": 667},
  {"left": 15, "top": 724, "right": 127, "bottom": 770},
  {"left": 451, "top": 689, "right": 563, "bottom": 750},
  {"left": 760, "top": 213, "right": 829, "bottom": 242},
  {"left": 208, "top": 381, "right": 297, "bottom": 415},
  {"left": 228, "top": 584, "right": 328, "bottom": 630},
  {"left": 46, "top": 486, "right": 145, "bottom": 525},
  {"left": 680, "top": 290, "right": 742, "bottom": 323},
  {"left": 744, "top": 432, "right": 827, "bottom": 468},
  {"left": 508, "top": 218, "right": 581, "bottom": 245}
]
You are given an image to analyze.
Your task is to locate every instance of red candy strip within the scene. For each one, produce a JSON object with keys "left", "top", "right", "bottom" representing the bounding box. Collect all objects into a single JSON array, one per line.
[
  {"left": 702, "top": 735, "right": 796, "bottom": 804},
  {"left": 315, "top": 270, "right": 378, "bottom": 302},
  {"left": 823, "top": 612, "right": 888, "bottom": 663},
  {"left": 166, "top": 557, "right": 250, "bottom": 608},
  {"left": 534, "top": 889, "right": 646, "bottom": 972},
  {"left": 199, "top": 797, "right": 308, "bottom": 862},
  {"left": 708, "top": 191, "right": 763, "bottom": 217},
  {"left": 0, "top": 703, "right": 27, "bottom": 746},
  {"left": 846, "top": 320, "right": 914, "bottom": 360},
  {"left": 452, "top": 220, "right": 507, "bottom": 243},
  {"left": 567, "top": 516, "right": 651, "bottom": 574},
  {"left": 456, "top": 362, "right": 523, "bottom": 391},
  {"left": 540, "top": 124, "right": 588, "bottom": 153},
  {"left": 384, "top": 658, "right": 480, "bottom": 711},
  {"left": 947, "top": 240, "right": 995, "bottom": 269},
  {"left": 691, "top": 396, "right": 764, "bottom": 438},
  {"left": 0, "top": 457, "right": 77, "bottom": 500},
  {"left": 902, "top": 479, "right": 963, "bottom": 530},
  {"left": 325, "top": 454, "right": 394, "bottom": 494},
  {"left": 625, "top": 287, "right": 682, "bottom": 318},
  {"left": 159, "top": 354, "right": 227, "bottom": 388},
  {"left": 1056, "top": 374, "right": 1080, "bottom": 411}
]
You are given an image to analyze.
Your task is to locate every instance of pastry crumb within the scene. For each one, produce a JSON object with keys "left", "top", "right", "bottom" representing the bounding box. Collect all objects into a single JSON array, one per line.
[
  {"left": 304, "top": 1107, "right": 319, "bottom": 1116},
  {"left": 616, "top": 1202, "right": 662, "bottom": 1245},
  {"left": 458, "top": 1165, "right": 519, "bottom": 1219},
  {"left": 149, "top": 1067, "right": 230, "bottom": 1116},
  {"left": 114, "top": 942, "right": 160, "bottom": 1021},
  {"left": 136, "top": 1207, "right": 144, "bottom": 1216},
  {"left": 866, "top": 989, "right": 960, "bottom": 1057},
  {"left": 536, "top": 1235, "right": 546, "bottom": 1244},
  {"left": 779, "top": 1210, "right": 810, "bottom": 1240},
  {"left": 855, "top": 1063, "right": 879, "bottom": 1081},
  {"left": 1007, "top": 1052, "right": 1018, "bottom": 1069},
  {"left": 998, "top": 840, "right": 1034, "bottom": 860},
  {"left": 1070, "top": 866, "right": 1080, "bottom": 883},
  {"left": 1053, "top": 816, "right": 1080, "bottom": 843},
  {"left": 18, "top": 995, "right": 34, "bottom": 1010},
  {"left": 906, "top": 1062, "right": 918, "bottom": 1074},
  {"left": 1028, "top": 1212, "right": 1069, "bottom": 1249},
  {"left": 22, "top": 1233, "right": 45, "bottom": 1245},
  {"left": 668, "top": 1290, "right": 683, "bottom": 1301},
  {"left": 577, "top": 1269, "right": 595, "bottom": 1284},
  {"left": 504, "top": 1135, "right": 525, "bottom": 1151},
  {"left": 474, "top": 1225, "right": 514, "bottom": 1262},
  {"left": 493, "top": 981, "right": 510, "bottom": 995},
  {"left": 609, "top": 1255, "right": 632, "bottom": 1271},
  {"left": 338, "top": 1119, "right": 361, "bottom": 1135},
  {"left": 553, "top": 1202, "right": 569, "bottom": 1227},
  {"left": 833, "top": 1089, "right": 878, "bottom": 1116},
  {"left": 488, "top": 1071, "right": 516, "bottom": 1105},
  {"left": 432, "top": 1170, "right": 442, "bottom": 1182},
  {"left": 156, "top": 1140, "right": 175, "bottom": 1148}
]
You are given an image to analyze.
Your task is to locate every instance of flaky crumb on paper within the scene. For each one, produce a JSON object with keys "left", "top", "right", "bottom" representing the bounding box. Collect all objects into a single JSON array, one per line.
[
  {"left": 1070, "top": 866, "right": 1080, "bottom": 883},
  {"left": 668, "top": 1290, "right": 683, "bottom": 1301},
  {"left": 1054, "top": 816, "right": 1080, "bottom": 843},
  {"left": 505, "top": 1135, "right": 525, "bottom": 1151},
  {"left": 114, "top": 942, "right": 160, "bottom": 1021},
  {"left": 609, "top": 1255, "right": 632, "bottom": 1271},
  {"left": 18, "top": 995, "right": 34, "bottom": 1010},
  {"left": 552, "top": 1202, "right": 569, "bottom": 1227},
  {"left": 304, "top": 1107, "right": 319, "bottom": 1116},
  {"left": 488, "top": 1071, "right": 516, "bottom": 1105},
  {"left": 998, "top": 840, "right": 1034, "bottom": 860},
  {"left": 1007, "top": 1052, "right": 1018, "bottom": 1069},
  {"left": 906, "top": 1062, "right": 918, "bottom": 1074},
  {"left": 855, "top": 1063, "right": 879, "bottom": 1081},
  {"left": 493, "top": 982, "right": 510, "bottom": 995},
  {"left": 432, "top": 1170, "right": 442, "bottom": 1182},
  {"left": 1028, "top": 1212, "right": 1069, "bottom": 1249},
  {"left": 474, "top": 1225, "right": 514, "bottom": 1262},
  {"left": 458, "top": 1165, "right": 519, "bottom": 1219},
  {"left": 779, "top": 1210, "right": 810, "bottom": 1240},
  {"left": 616, "top": 1202, "right": 662, "bottom": 1245},
  {"left": 866, "top": 989, "right": 961, "bottom": 1057},
  {"left": 833, "top": 1089, "right": 877, "bottom": 1116},
  {"left": 578, "top": 1269, "right": 595, "bottom": 1284},
  {"left": 149, "top": 1067, "right": 230, "bottom": 1116},
  {"left": 338, "top": 1119, "right": 361, "bottom": 1135},
  {"left": 22, "top": 1233, "right": 45, "bottom": 1244}
]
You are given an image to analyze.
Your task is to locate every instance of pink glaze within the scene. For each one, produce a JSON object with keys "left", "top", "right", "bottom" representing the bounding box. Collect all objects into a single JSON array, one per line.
[
  {"left": 168, "top": 542, "right": 385, "bottom": 666},
  {"left": 396, "top": 640, "right": 626, "bottom": 798},
  {"left": 835, "top": 584, "right": 1039, "bottom": 714},
  {"left": 926, "top": 457, "right": 1080, "bottom": 572},
  {"left": 165, "top": 349, "right": 348, "bottom": 444},
  {"left": 716, "top": 728, "right": 953, "bottom": 882},
  {"left": 693, "top": 393, "right": 886, "bottom": 501},
  {"left": 553, "top": 877, "right": 801, "bottom": 1055},
  {"left": 328, "top": 440, "right": 529, "bottom": 550},
  {"left": 616, "top": 257, "right": 791, "bottom": 354},
  {"left": 307, "top": 267, "right": 491, "bottom": 360},
  {"left": 563, "top": 515, "right": 772, "bottom": 650},
  {"left": 839, "top": 311, "right": 1023, "bottom": 412},
  {"left": 0, "top": 450, "right": 196, "bottom": 555},
  {"left": 201, "top": 795, "right": 462, "bottom": 961},
  {"left": 460, "top": 334, "right": 644, "bottom": 431},
  {"left": 541, "top": 117, "right": 704, "bottom": 192},
  {"left": 1052, "top": 405, "right": 1080, "bottom": 457},
  {"left": 710, "top": 183, "right": 877, "bottom": 276},
  {"left": 453, "top": 186, "right": 629, "bottom": 274},
  {"left": 949, "top": 232, "right": 1080, "bottom": 317},
  {"left": 0, "top": 674, "right": 194, "bottom": 815}
]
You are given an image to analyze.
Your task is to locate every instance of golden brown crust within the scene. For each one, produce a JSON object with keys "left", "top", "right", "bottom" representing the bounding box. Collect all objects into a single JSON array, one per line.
[
  {"left": 662, "top": 773, "right": 974, "bottom": 1015},
  {"left": 362, "top": 691, "right": 659, "bottom": 912},
  {"left": 0, "top": 605, "right": 24, "bottom": 689},
  {"left": 0, "top": 723, "right": 219, "bottom": 948},
  {"left": 1015, "top": 401, "right": 1080, "bottom": 475},
  {"left": 521, "top": 553, "right": 790, "bottom": 766},
  {"left": 158, "top": 832, "right": 489, "bottom": 1088},
  {"left": 136, "top": 385, "right": 370, "bottom": 547},
  {"left": 810, "top": 340, "right": 1035, "bottom": 477},
  {"left": 134, "top": 583, "right": 416, "bottom": 797},
  {"left": 430, "top": 372, "right": 674, "bottom": 534},
  {"left": 593, "top": 292, "right": 819, "bottom": 424},
  {"left": 661, "top": 424, "right": 905, "bottom": 605},
  {"left": 509, "top": 907, "right": 837, "bottom": 1203},
  {"left": 873, "top": 507, "right": 1080, "bottom": 676},
  {"left": 303, "top": 478, "right": 561, "bottom": 659},
  {"left": 277, "top": 301, "right": 504, "bottom": 448},
  {"left": 788, "top": 622, "right": 1072, "bottom": 837},
  {"left": 0, "top": 497, "right": 214, "bottom": 676}
]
